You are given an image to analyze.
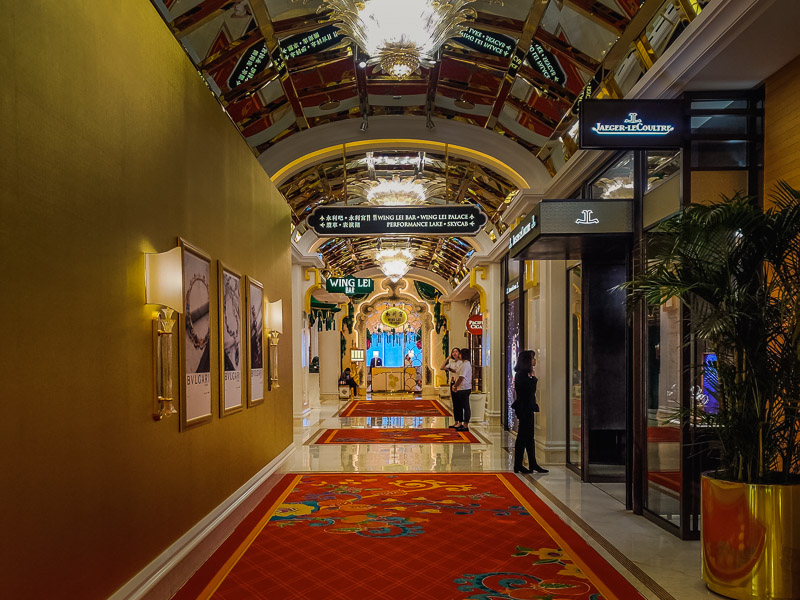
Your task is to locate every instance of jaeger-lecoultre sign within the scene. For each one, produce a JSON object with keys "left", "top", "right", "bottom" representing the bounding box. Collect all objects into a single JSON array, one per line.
[{"left": 580, "top": 99, "right": 685, "bottom": 149}]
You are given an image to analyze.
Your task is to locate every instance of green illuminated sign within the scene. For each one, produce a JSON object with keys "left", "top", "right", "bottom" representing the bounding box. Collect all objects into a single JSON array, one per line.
[{"left": 326, "top": 277, "right": 374, "bottom": 296}]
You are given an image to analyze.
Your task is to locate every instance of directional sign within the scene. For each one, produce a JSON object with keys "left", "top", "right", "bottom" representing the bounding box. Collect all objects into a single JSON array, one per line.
[
  {"left": 308, "top": 206, "right": 488, "bottom": 237},
  {"left": 526, "top": 43, "right": 567, "bottom": 86},
  {"left": 457, "top": 28, "right": 516, "bottom": 58},
  {"left": 326, "top": 277, "right": 374, "bottom": 295},
  {"left": 228, "top": 41, "right": 270, "bottom": 89}
]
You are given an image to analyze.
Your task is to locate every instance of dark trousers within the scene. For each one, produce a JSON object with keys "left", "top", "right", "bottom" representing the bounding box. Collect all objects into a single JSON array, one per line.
[
  {"left": 514, "top": 413, "right": 538, "bottom": 469},
  {"left": 453, "top": 389, "right": 471, "bottom": 424}
]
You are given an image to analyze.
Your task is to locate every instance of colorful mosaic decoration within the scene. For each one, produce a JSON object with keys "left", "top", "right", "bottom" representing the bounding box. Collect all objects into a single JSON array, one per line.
[
  {"left": 340, "top": 399, "right": 451, "bottom": 417},
  {"left": 315, "top": 427, "right": 479, "bottom": 444},
  {"left": 175, "top": 474, "right": 645, "bottom": 600}
]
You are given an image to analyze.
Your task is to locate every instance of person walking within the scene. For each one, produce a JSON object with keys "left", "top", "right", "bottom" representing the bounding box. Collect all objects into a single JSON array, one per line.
[
  {"left": 513, "top": 350, "right": 548, "bottom": 474},
  {"left": 442, "top": 349, "right": 463, "bottom": 429},
  {"left": 451, "top": 348, "right": 472, "bottom": 432}
]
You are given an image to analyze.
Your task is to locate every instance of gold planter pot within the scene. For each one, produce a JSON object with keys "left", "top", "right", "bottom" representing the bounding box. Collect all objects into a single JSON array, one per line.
[{"left": 702, "top": 474, "right": 800, "bottom": 600}]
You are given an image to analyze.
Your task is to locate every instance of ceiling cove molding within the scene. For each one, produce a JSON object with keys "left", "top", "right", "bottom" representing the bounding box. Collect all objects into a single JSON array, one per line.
[
  {"left": 354, "top": 267, "right": 454, "bottom": 297},
  {"left": 260, "top": 115, "right": 552, "bottom": 190}
]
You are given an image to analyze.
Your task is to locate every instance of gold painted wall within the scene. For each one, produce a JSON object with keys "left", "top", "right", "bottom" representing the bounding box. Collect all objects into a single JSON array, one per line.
[
  {"left": 765, "top": 54, "right": 800, "bottom": 198},
  {"left": 0, "top": 3, "right": 293, "bottom": 599}
]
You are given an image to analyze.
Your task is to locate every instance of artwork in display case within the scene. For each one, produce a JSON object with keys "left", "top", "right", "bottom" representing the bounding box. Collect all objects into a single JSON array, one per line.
[
  {"left": 219, "top": 262, "right": 244, "bottom": 416},
  {"left": 246, "top": 277, "right": 265, "bottom": 407},
  {"left": 179, "top": 238, "right": 213, "bottom": 431}
]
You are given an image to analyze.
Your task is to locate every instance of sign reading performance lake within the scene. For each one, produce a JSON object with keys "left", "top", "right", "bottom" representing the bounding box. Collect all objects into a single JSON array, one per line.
[{"left": 308, "top": 206, "right": 488, "bottom": 237}]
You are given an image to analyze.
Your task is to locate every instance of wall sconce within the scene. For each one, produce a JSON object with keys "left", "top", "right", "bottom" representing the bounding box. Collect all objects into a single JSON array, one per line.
[
  {"left": 265, "top": 299, "right": 283, "bottom": 390},
  {"left": 145, "top": 247, "right": 183, "bottom": 420}
]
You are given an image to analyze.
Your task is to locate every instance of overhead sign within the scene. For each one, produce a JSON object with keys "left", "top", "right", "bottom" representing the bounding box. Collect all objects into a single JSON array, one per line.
[
  {"left": 580, "top": 100, "right": 685, "bottom": 149},
  {"left": 466, "top": 315, "right": 483, "bottom": 336},
  {"left": 381, "top": 307, "right": 408, "bottom": 328},
  {"left": 508, "top": 199, "right": 633, "bottom": 259},
  {"left": 457, "top": 27, "right": 516, "bottom": 58},
  {"left": 228, "top": 41, "right": 270, "bottom": 89},
  {"left": 308, "top": 206, "right": 488, "bottom": 237},
  {"left": 526, "top": 43, "right": 567, "bottom": 86},
  {"left": 326, "top": 277, "right": 374, "bottom": 296},
  {"left": 280, "top": 24, "right": 341, "bottom": 60}
]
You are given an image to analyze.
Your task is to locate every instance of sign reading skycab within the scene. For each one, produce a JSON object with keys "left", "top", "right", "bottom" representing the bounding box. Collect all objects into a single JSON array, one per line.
[
  {"left": 308, "top": 206, "right": 487, "bottom": 237},
  {"left": 580, "top": 99, "right": 684, "bottom": 149}
]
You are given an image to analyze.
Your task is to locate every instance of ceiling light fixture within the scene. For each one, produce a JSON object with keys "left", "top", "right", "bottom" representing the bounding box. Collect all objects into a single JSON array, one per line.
[
  {"left": 366, "top": 174, "right": 427, "bottom": 206},
  {"left": 375, "top": 247, "right": 415, "bottom": 282},
  {"left": 454, "top": 97, "right": 475, "bottom": 110},
  {"left": 323, "top": 0, "right": 476, "bottom": 79}
]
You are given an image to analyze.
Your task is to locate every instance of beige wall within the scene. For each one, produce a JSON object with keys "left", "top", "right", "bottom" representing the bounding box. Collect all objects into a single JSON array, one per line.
[
  {"left": 765, "top": 54, "right": 800, "bottom": 198},
  {"left": 0, "top": 3, "right": 293, "bottom": 599}
]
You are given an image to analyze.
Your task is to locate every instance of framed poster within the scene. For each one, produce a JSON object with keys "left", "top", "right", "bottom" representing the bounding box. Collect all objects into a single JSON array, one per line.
[
  {"left": 179, "top": 238, "right": 213, "bottom": 431},
  {"left": 219, "top": 262, "right": 244, "bottom": 416},
  {"left": 246, "top": 276, "right": 265, "bottom": 407}
]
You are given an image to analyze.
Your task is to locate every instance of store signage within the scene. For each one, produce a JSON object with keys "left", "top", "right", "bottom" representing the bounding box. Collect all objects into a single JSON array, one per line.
[
  {"left": 526, "top": 43, "right": 567, "bottom": 85},
  {"left": 326, "top": 277, "right": 374, "bottom": 295},
  {"left": 281, "top": 24, "right": 341, "bottom": 60},
  {"left": 308, "top": 206, "right": 488, "bottom": 237},
  {"left": 457, "top": 27, "right": 516, "bottom": 58},
  {"left": 466, "top": 314, "right": 483, "bottom": 335},
  {"left": 228, "top": 41, "right": 270, "bottom": 89},
  {"left": 381, "top": 307, "right": 408, "bottom": 328},
  {"left": 509, "top": 199, "right": 633, "bottom": 258},
  {"left": 505, "top": 280, "right": 520, "bottom": 296},
  {"left": 508, "top": 211, "right": 539, "bottom": 254},
  {"left": 580, "top": 100, "right": 685, "bottom": 149}
]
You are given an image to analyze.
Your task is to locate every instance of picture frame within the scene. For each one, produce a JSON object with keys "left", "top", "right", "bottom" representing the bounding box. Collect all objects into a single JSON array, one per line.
[
  {"left": 245, "top": 276, "right": 265, "bottom": 407},
  {"left": 218, "top": 261, "right": 244, "bottom": 416},
  {"left": 179, "top": 238, "right": 214, "bottom": 431}
]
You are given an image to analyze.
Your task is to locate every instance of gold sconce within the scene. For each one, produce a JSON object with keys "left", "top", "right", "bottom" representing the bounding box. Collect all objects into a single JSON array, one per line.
[
  {"left": 265, "top": 299, "right": 283, "bottom": 390},
  {"left": 145, "top": 247, "right": 183, "bottom": 420}
]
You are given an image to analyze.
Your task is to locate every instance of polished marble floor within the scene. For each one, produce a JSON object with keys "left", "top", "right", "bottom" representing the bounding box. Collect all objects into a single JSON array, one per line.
[{"left": 285, "top": 393, "right": 724, "bottom": 600}]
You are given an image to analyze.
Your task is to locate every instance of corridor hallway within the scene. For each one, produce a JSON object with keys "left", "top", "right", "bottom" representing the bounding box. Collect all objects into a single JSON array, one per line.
[{"left": 171, "top": 392, "right": 719, "bottom": 600}]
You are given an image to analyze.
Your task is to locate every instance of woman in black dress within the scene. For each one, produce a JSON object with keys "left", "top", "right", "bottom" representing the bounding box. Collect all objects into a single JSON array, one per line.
[{"left": 513, "top": 350, "right": 548, "bottom": 474}]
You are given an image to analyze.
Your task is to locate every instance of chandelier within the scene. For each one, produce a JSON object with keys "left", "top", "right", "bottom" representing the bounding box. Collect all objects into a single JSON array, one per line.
[
  {"left": 322, "top": 0, "right": 476, "bottom": 79},
  {"left": 366, "top": 175, "right": 427, "bottom": 205},
  {"left": 375, "top": 247, "right": 415, "bottom": 282}
]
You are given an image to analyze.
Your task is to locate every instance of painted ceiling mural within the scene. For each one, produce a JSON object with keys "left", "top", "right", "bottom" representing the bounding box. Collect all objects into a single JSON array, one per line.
[{"left": 150, "top": 0, "right": 707, "bottom": 284}]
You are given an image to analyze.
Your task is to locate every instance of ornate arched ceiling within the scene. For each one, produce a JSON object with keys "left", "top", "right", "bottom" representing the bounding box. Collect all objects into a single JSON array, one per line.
[{"left": 150, "top": 0, "right": 703, "bottom": 283}]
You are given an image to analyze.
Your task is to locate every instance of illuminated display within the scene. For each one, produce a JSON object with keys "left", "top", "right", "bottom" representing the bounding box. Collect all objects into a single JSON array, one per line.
[
  {"left": 280, "top": 24, "right": 341, "bottom": 60},
  {"left": 308, "top": 206, "right": 487, "bottom": 237},
  {"left": 326, "top": 277, "right": 374, "bottom": 295},
  {"left": 580, "top": 100, "right": 685, "bottom": 149},
  {"left": 381, "top": 307, "right": 409, "bottom": 328},
  {"left": 457, "top": 27, "right": 515, "bottom": 58},
  {"left": 526, "top": 43, "right": 566, "bottom": 85},
  {"left": 228, "top": 41, "right": 269, "bottom": 89}
]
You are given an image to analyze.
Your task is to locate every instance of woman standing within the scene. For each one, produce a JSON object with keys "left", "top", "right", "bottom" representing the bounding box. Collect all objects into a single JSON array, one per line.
[
  {"left": 513, "top": 350, "right": 548, "bottom": 474},
  {"left": 451, "top": 347, "right": 472, "bottom": 432},
  {"left": 442, "top": 349, "right": 463, "bottom": 429}
]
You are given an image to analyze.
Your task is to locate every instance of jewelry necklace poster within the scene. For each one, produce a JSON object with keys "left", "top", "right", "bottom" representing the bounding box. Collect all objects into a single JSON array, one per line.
[
  {"left": 221, "top": 263, "right": 243, "bottom": 414},
  {"left": 248, "top": 278, "right": 264, "bottom": 406},
  {"left": 182, "top": 241, "right": 213, "bottom": 426}
]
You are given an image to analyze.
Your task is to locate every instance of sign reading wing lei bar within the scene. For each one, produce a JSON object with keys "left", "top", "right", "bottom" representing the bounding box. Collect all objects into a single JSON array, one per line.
[{"left": 308, "top": 206, "right": 488, "bottom": 237}]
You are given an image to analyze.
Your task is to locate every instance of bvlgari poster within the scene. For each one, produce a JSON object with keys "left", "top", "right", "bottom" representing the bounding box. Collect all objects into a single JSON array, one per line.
[
  {"left": 247, "top": 277, "right": 264, "bottom": 407},
  {"left": 219, "top": 262, "right": 244, "bottom": 416},
  {"left": 180, "top": 239, "right": 213, "bottom": 430}
]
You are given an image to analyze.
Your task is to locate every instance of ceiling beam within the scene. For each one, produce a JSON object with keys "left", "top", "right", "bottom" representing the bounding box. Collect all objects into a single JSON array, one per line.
[
  {"left": 272, "top": 11, "right": 330, "bottom": 36},
  {"left": 504, "top": 96, "right": 559, "bottom": 131},
  {"left": 249, "top": 0, "right": 309, "bottom": 130},
  {"left": 517, "top": 64, "right": 577, "bottom": 107},
  {"left": 471, "top": 12, "right": 526, "bottom": 37},
  {"left": 534, "top": 28, "right": 600, "bottom": 74},
  {"left": 485, "top": 2, "right": 549, "bottom": 130},
  {"left": 171, "top": 0, "right": 237, "bottom": 38},
  {"left": 199, "top": 27, "right": 264, "bottom": 72},
  {"left": 425, "top": 59, "right": 442, "bottom": 126},
  {"left": 220, "top": 66, "right": 279, "bottom": 105},
  {"left": 564, "top": 0, "right": 629, "bottom": 34}
]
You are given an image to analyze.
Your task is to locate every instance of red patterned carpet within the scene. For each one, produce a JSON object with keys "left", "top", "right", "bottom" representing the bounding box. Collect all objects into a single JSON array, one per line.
[
  {"left": 175, "top": 474, "right": 644, "bottom": 600},
  {"left": 315, "top": 427, "right": 479, "bottom": 444},
  {"left": 340, "top": 399, "right": 452, "bottom": 417}
]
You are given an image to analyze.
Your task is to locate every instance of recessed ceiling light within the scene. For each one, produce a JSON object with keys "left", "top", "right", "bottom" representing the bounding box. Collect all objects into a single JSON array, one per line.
[
  {"left": 319, "top": 100, "right": 341, "bottom": 110},
  {"left": 392, "top": 95, "right": 402, "bottom": 100},
  {"left": 358, "top": 60, "right": 368, "bottom": 68},
  {"left": 454, "top": 97, "right": 475, "bottom": 110}
]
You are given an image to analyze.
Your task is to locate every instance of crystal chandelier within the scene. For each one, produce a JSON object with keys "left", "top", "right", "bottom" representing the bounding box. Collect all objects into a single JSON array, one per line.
[
  {"left": 375, "top": 247, "right": 415, "bottom": 282},
  {"left": 323, "top": 0, "right": 476, "bottom": 79},
  {"left": 366, "top": 175, "right": 427, "bottom": 205}
]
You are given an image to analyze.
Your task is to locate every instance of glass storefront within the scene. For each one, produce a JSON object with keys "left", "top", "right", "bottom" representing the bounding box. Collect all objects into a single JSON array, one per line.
[{"left": 567, "top": 264, "right": 582, "bottom": 470}]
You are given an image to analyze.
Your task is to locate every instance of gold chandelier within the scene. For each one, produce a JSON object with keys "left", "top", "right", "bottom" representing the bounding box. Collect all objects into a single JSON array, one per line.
[
  {"left": 322, "top": 0, "right": 476, "bottom": 79},
  {"left": 375, "top": 246, "right": 415, "bottom": 282}
]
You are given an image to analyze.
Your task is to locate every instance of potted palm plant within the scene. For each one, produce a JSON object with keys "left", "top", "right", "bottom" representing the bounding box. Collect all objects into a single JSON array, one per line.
[{"left": 623, "top": 183, "right": 800, "bottom": 600}]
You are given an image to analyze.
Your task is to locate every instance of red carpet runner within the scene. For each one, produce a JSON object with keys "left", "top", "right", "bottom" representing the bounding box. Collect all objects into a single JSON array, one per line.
[
  {"left": 176, "top": 473, "right": 644, "bottom": 600},
  {"left": 340, "top": 399, "right": 452, "bottom": 417},
  {"left": 315, "top": 427, "right": 479, "bottom": 444}
]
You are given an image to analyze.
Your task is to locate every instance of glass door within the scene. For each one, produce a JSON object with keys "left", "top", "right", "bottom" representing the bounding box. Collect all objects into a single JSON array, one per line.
[{"left": 567, "top": 264, "right": 582, "bottom": 471}]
